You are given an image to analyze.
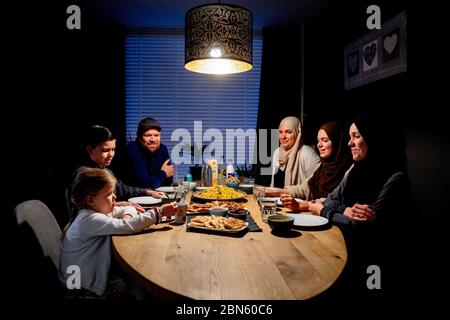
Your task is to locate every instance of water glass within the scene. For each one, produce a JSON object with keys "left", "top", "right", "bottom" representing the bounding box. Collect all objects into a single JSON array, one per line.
[
  {"left": 171, "top": 202, "right": 187, "bottom": 225},
  {"left": 260, "top": 199, "right": 277, "bottom": 223},
  {"left": 174, "top": 187, "right": 186, "bottom": 202},
  {"left": 253, "top": 186, "right": 265, "bottom": 200}
]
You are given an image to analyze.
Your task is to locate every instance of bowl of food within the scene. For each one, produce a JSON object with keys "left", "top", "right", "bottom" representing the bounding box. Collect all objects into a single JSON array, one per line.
[
  {"left": 226, "top": 176, "right": 240, "bottom": 188},
  {"left": 267, "top": 214, "right": 294, "bottom": 234},
  {"left": 228, "top": 209, "right": 248, "bottom": 220},
  {"left": 209, "top": 206, "right": 228, "bottom": 216}
]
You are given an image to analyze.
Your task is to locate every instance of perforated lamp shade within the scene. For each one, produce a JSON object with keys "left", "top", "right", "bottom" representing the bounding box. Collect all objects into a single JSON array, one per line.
[{"left": 185, "top": 3, "right": 253, "bottom": 74}]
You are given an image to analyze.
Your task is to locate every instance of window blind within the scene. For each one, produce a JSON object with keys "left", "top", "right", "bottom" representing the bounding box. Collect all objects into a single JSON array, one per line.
[{"left": 125, "top": 33, "right": 262, "bottom": 179}]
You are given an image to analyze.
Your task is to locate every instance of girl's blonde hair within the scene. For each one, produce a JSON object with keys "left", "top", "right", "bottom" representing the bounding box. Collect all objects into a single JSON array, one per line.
[
  {"left": 62, "top": 167, "right": 116, "bottom": 239},
  {"left": 71, "top": 167, "right": 116, "bottom": 210}
]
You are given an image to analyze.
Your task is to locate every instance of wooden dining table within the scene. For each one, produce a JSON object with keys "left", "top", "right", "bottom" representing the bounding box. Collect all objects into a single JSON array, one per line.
[{"left": 112, "top": 190, "right": 347, "bottom": 300}]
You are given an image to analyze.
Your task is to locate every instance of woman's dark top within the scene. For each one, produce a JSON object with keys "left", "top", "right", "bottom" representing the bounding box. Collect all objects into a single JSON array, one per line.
[{"left": 273, "top": 169, "right": 285, "bottom": 188}]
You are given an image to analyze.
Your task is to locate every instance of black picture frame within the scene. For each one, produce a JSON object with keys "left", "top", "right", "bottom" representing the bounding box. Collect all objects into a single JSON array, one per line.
[{"left": 344, "top": 10, "right": 407, "bottom": 90}]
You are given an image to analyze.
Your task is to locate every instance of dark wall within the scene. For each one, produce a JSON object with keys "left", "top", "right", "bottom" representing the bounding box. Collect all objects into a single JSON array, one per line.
[
  {"left": 255, "top": 1, "right": 446, "bottom": 302},
  {"left": 304, "top": 1, "right": 449, "bottom": 226},
  {"left": 302, "top": 0, "right": 448, "bottom": 301},
  {"left": 5, "top": 1, "right": 126, "bottom": 228}
]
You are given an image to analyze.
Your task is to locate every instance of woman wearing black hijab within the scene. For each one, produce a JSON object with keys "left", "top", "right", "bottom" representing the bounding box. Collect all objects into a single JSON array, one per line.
[
  {"left": 310, "top": 113, "right": 410, "bottom": 226},
  {"left": 309, "top": 113, "right": 412, "bottom": 298}
]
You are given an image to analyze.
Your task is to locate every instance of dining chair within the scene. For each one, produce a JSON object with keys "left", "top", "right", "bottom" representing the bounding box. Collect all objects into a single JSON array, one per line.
[{"left": 14, "top": 200, "right": 62, "bottom": 271}]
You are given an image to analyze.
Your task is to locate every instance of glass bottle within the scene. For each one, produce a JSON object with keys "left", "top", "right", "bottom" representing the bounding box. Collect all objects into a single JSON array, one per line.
[{"left": 201, "top": 163, "right": 212, "bottom": 187}]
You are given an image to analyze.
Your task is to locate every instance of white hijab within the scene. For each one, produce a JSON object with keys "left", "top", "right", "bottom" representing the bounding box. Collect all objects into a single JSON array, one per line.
[{"left": 278, "top": 116, "right": 303, "bottom": 186}]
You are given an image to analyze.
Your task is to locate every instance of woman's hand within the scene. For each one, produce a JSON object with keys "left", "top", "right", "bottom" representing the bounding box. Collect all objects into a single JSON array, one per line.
[
  {"left": 280, "top": 195, "right": 309, "bottom": 211},
  {"left": 147, "top": 189, "right": 166, "bottom": 198},
  {"left": 265, "top": 187, "right": 289, "bottom": 197},
  {"left": 308, "top": 200, "right": 324, "bottom": 215},
  {"left": 280, "top": 194, "right": 298, "bottom": 210},
  {"left": 344, "top": 203, "right": 376, "bottom": 222},
  {"left": 115, "top": 201, "right": 145, "bottom": 213}
]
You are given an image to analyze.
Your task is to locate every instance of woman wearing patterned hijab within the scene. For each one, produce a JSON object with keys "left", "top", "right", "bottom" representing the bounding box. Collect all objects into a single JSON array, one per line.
[{"left": 270, "top": 116, "right": 320, "bottom": 188}]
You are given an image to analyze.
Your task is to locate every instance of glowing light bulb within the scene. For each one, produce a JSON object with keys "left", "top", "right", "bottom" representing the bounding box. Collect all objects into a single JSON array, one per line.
[{"left": 210, "top": 48, "right": 222, "bottom": 58}]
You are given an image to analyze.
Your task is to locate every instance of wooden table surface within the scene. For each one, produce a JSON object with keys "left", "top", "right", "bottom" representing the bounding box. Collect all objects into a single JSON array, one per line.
[{"left": 112, "top": 191, "right": 347, "bottom": 300}]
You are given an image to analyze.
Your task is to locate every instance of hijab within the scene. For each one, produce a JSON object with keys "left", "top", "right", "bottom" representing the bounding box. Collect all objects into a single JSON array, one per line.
[
  {"left": 343, "top": 113, "right": 407, "bottom": 206},
  {"left": 308, "top": 122, "right": 353, "bottom": 199},
  {"left": 278, "top": 116, "right": 304, "bottom": 186}
]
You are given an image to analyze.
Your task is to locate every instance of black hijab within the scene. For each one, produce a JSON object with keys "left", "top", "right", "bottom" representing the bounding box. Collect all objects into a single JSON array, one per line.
[{"left": 343, "top": 113, "right": 407, "bottom": 206}]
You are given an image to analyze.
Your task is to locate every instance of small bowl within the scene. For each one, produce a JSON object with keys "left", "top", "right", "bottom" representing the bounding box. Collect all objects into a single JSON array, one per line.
[
  {"left": 238, "top": 184, "right": 254, "bottom": 194},
  {"left": 267, "top": 215, "right": 294, "bottom": 234},
  {"left": 228, "top": 210, "right": 248, "bottom": 220},
  {"left": 209, "top": 206, "right": 228, "bottom": 216},
  {"left": 226, "top": 181, "right": 240, "bottom": 188},
  {"left": 187, "top": 182, "right": 197, "bottom": 191}
]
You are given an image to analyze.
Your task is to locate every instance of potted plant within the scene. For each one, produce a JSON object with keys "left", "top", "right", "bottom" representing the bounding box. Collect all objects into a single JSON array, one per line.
[{"left": 235, "top": 163, "right": 254, "bottom": 183}]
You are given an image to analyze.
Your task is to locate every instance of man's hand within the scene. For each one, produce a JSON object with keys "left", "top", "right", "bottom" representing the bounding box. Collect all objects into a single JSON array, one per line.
[{"left": 161, "top": 159, "right": 174, "bottom": 178}]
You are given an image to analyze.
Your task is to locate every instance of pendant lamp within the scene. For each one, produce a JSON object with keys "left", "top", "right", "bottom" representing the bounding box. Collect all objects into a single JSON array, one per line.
[{"left": 185, "top": 3, "right": 253, "bottom": 74}]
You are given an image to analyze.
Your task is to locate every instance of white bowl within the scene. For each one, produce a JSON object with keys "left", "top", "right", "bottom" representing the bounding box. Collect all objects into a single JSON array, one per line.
[
  {"left": 209, "top": 206, "right": 228, "bottom": 216},
  {"left": 188, "top": 182, "right": 197, "bottom": 191}
]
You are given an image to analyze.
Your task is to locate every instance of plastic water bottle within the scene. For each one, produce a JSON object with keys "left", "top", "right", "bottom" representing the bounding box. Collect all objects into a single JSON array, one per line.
[{"left": 226, "top": 160, "right": 235, "bottom": 178}]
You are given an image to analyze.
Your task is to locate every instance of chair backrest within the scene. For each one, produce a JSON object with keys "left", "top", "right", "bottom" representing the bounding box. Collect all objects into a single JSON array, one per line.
[{"left": 14, "top": 200, "right": 62, "bottom": 270}]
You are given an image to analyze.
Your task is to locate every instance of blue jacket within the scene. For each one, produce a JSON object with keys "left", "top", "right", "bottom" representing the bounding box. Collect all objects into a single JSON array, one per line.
[{"left": 126, "top": 141, "right": 173, "bottom": 189}]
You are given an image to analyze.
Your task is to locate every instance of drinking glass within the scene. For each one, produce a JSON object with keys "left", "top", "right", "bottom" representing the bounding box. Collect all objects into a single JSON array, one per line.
[
  {"left": 174, "top": 187, "right": 186, "bottom": 202},
  {"left": 253, "top": 186, "right": 265, "bottom": 200},
  {"left": 260, "top": 199, "right": 277, "bottom": 223}
]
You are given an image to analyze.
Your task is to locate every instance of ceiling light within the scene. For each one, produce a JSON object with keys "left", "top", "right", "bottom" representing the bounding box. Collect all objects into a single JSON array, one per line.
[{"left": 185, "top": 3, "right": 253, "bottom": 75}]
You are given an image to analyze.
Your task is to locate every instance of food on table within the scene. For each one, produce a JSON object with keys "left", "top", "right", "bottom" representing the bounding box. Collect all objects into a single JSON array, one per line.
[
  {"left": 189, "top": 215, "right": 247, "bottom": 230},
  {"left": 226, "top": 176, "right": 240, "bottom": 183},
  {"left": 187, "top": 203, "right": 214, "bottom": 213},
  {"left": 194, "top": 185, "right": 245, "bottom": 199}
]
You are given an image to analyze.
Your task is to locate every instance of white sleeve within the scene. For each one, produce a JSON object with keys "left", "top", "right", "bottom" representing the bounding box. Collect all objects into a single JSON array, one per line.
[
  {"left": 111, "top": 206, "right": 138, "bottom": 219},
  {"left": 80, "top": 211, "right": 156, "bottom": 237}
]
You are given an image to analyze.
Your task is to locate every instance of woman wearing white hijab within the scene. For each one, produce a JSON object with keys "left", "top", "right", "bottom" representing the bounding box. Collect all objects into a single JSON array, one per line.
[{"left": 270, "top": 116, "right": 320, "bottom": 188}]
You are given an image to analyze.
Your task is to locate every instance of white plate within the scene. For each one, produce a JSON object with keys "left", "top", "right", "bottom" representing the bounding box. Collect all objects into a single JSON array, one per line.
[
  {"left": 276, "top": 198, "right": 302, "bottom": 206},
  {"left": 287, "top": 214, "right": 329, "bottom": 227},
  {"left": 128, "top": 196, "right": 162, "bottom": 205},
  {"left": 195, "top": 186, "right": 208, "bottom": 191},
  {"left": 156, "top": 186, "right": 174, "bottom": 193}
]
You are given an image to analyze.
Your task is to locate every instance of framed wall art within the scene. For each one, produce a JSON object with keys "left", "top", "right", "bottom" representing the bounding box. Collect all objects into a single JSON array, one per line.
[{"left": 344, "top": 10, "right": 407, "bottom": 90}]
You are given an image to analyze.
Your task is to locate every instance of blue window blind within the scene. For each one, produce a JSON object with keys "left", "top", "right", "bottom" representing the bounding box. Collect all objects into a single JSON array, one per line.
[{"left": 125, "top": 32, "right": 262, "bottom": 180}]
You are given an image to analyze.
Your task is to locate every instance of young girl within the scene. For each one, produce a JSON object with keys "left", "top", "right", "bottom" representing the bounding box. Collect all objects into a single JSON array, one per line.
[{"left": 59, "top": 167, "right": 176, "bottom": 297}]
